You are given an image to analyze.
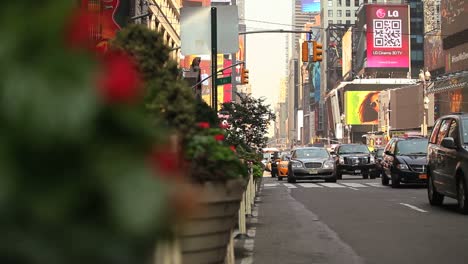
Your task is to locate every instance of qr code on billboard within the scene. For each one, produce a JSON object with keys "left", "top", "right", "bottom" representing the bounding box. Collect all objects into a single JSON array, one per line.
[{"left": 373, "top": 19, "right": 402, "bottom": 48}]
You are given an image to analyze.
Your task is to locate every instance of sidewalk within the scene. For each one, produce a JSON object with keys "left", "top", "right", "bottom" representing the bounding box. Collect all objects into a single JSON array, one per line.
[{"left": 234, "top": 177, "right": 363, "bottom": 264}]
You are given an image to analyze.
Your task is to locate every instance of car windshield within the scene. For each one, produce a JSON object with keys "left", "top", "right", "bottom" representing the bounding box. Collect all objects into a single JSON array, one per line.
[
  {"left": 338, "top": 145, "right": 370, "bottom": 154},
  {"left": 396, "top": 139, "right": 428, "bottom": 155},
  {"left": 294, "top": 149, "right": 329, "bottom": 159},
  {"left": 463, "top": 119, "right": 468, "bottom": 144}
]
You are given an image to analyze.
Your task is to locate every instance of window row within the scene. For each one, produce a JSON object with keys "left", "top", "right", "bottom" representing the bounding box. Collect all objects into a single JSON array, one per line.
[
  {"left": 328, "top": 9, "right": 352, "bottom": 17},
  {"left": 328, "top": 0, "right": 378, "bottom": 7}
]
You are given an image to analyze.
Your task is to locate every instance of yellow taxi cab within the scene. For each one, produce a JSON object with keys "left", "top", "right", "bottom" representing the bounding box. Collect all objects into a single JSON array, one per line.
[{"left": 277, "top": 153, "right": 291, "bottom": 181}]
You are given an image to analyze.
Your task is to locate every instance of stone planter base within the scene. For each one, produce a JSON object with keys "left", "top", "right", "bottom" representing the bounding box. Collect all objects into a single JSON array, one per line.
[{"left": 179, "top": 179, "right": 246, "bottom": 264}]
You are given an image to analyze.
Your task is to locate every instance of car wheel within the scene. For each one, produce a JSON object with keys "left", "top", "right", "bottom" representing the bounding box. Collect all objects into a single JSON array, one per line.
[
  {"left": 363, "top": 171, "right": 369, "bottom": 179},
  {"left": 287, "top": 170, "right": 296, "bottom": 183},
  {"left": 381, "top": 172, "right": 389, "bottom": 186},
  {"left": 457, "top": 176, "right": 468, "bottom": 214},
  {"left": 370, "top": 172, "right": 376, "bottom": 179},
  {"left": 325, "top": 176, "right": 337, "bottom": 183},
  {"left": 336, "top": 171, "right": 342, "bottom": 180},
  {"left": 391, "top": 173, "right": 400, "bottom": 188},
  {"left": 278, "top": 176, "right": 283, "bottom": 181},
  {"left": 427, "top": 171, "right": 444, "bottom": 206}
]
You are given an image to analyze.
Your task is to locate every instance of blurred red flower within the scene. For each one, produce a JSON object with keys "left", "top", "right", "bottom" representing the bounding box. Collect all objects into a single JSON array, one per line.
[
  {"left": 214, "top": 134, "right": 225, "bottom": 141},
  {"left": 219, "top": 121, "right": 230, "bottom": 129},
  {"left": 197, "top": 122, "right": 210, "bottom": 129},
  {"left": 97, "top": 51, "right": 141, "bottom": 103},
  {"left": 230, "top": 145, "right": 236, "bottom": 152},
  {"left": 149, "top": 148, "right": 182, "bottom": 180}
]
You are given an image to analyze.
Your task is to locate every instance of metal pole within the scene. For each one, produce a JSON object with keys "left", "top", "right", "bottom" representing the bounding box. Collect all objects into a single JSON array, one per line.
[
  {"left": 211, "top": 7, "right": 218, "bottom": 110},
  {"left": 423, "top": 82, "right": 427, "bottom": 137}
]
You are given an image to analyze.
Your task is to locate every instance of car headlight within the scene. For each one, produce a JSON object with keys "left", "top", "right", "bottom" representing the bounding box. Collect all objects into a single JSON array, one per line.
[
  {"left": 339, "top": 157, "right": 345, "bottom": 164},
  {"left": 370, "top": 156, "right": 375, "bottom": 163},
  {"left": 396, "top": 163, "right": 409, "bottom": 170},
  {"left": 291, "top": 162, "right": 303, "bottom": 168},
  {"left": 323, "top": 160, "right": 335, "bottom": 169}
]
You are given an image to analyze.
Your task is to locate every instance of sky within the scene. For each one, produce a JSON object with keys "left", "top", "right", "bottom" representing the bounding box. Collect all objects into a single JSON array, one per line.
[{"left": 244, "top": 0, "right": 293, "bottom": 110}]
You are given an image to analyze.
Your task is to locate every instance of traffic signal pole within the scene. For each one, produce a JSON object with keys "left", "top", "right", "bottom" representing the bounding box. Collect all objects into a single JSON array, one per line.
[{"left": 211, "top": 7, "right": 218, "bottom": 110}]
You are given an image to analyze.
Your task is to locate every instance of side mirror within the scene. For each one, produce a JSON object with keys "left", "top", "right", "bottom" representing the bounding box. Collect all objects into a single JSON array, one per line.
[{"left": 441, "top": 137, "right": 456, "bottom": 149}]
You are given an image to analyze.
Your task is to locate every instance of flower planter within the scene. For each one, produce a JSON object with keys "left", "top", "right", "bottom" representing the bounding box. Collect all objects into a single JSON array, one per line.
[{"left": 178, "top": 179, "right": 246, "bottom": 264}]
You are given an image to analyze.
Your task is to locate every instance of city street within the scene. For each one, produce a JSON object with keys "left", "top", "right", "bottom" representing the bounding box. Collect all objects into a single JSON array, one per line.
[{"left": 248, "top": 175, "right": 468, "bottom": 264}]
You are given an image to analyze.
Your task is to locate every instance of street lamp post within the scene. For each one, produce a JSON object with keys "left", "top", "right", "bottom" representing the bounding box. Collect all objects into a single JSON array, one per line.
[{"left": 419, "top": 69, "right": 431, "bottom": 137}]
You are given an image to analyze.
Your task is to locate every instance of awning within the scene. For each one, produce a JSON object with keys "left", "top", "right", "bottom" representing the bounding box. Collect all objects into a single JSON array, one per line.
[{"left": 427, "top": 70, "right": 468, "bottom": 94}]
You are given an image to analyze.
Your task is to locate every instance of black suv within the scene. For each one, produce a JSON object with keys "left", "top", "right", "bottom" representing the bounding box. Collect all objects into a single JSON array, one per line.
[
  {"left": 381, "top": 137, "right": 428, "bottom": 188},
  {"left": 427, "top": 113, "right": 468, "bottom": 214},
  {"left": 332, "top": 144, "right": 377, "bottom": 179}
]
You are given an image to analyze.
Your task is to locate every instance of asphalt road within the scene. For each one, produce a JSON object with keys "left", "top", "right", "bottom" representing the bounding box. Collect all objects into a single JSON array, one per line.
[{"left": 251, "top": 175, "right": 468, "bottom": 264}]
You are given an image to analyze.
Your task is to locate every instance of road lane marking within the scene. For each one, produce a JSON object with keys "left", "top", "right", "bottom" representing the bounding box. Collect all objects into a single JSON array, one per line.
[
  {"left": 365, "top": 183, "right": 385, "bottom": 187},
  {"left": 264, "top": 183, "right": 279, "bottom": 187},
  {"left": 341, "top": 183, "right": 368, "bottom": 188},
  {"left": 298, "top": 183, "right": 323, "bottom": 188},
  {"left": 283, "top": 183, "right": 297, "bottom": 188},
  {"left": 399, "top": 203, "right": 428, "bottom": 213},
  {"left": 348, "top": 187, "right": 360, "bottom": 190},
  {"left": 318, "top": 183, "right": 346, "bottom": 188}
]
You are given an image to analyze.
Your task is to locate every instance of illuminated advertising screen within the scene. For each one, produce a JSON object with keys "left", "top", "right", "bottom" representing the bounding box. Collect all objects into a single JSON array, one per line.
[
  {"left": 301, "top": 0, "right": 320, "bottom": 12},
  {"left": 441, "top": 0, "right": 468, "bottom": 37},
  {"left": 345, "top": 91, "right": 381, "bottom": 125},
  {"left": 366, "top": 5, "right": 410, "bottom": 68}
]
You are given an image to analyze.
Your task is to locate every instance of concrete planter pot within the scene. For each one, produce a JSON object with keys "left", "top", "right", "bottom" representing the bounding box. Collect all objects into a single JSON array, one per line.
[{"left": 178, "top": 179, "right": 246, "bottom": 264}]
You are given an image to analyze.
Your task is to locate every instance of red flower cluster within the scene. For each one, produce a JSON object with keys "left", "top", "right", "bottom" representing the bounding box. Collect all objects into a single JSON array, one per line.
[
  {"left": 214, "top": 134, "right": 225, "bottom": 142},
  {"left": 148, "top": 147, "right": 183, "bottom": 181},
  {"left": 197, "top": 122, "right": 210, "bottom": 129},
  {"left": 65, "top": 8, "right": 141, "bottom": 104},
  {"left": 97, "top": 52, "right": 141, "bottom": 104}
]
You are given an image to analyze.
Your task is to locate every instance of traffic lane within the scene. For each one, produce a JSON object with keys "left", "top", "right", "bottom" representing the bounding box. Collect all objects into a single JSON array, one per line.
[
  {"left": 291, "top": 176, "right": 468, "bottom": 264},
  {"left": 254, "top": 178, "right": 364, "bottom": 264}
]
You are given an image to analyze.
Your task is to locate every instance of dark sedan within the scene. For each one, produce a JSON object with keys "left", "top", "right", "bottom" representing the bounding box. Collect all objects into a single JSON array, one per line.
[
  {"left": 382, "top": 137, "right": 428, "bottom": 188},
  {"left": 287, "top": 147, "right": 336, "bottom": 183}
]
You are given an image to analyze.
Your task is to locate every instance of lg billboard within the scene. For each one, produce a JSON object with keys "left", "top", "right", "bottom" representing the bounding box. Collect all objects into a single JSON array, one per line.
[{"left": 366, "top": 5, "right": 410, "bottom": 69}]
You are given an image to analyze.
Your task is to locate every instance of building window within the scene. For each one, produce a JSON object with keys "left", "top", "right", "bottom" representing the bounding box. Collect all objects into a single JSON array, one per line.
[
  {"left": 346, "top": 20, "right": 351, "bottom": 25},
  {"left": 346, "top": 10, "right": 351, "bottom": 17},
  {"left": 328, "top": 10, "right": 333, "bottom": 17},
  {"left": 337, "top": 10, "right": 342, "bottom": 17},
  {"left": 328, "top": 0, "right": 333, "bottom": 7},
  {"left": 346, "top": 0, "right": 350, "bottom": 7},
  {"left": 372, "top": 0, "right": 377, "bottom": 3},
  {"left": 354, "top": 0, "right": 360, "bottom": 6},
  {"left": 337, "top": 20, "right": 342, "bottom": 24},
  {"left": 337, "top": 0, "right": 342, "bottom": 7},
  {"left": 329, "top": 20, "right": 333, "bottom": 25}
]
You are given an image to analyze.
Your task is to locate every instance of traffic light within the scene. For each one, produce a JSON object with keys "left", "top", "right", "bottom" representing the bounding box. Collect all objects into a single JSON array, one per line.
[
  {"left": 312, "top": 41, "right": 323, "bottom": 62},
  {"left": 241, "top": 68, "right": 249, "bottom": 84},
  {"left": 301, "top": 41, "right": 309, "bottom": 62}
]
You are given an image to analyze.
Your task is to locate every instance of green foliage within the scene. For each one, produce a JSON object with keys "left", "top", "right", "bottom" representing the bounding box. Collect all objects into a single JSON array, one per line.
[
  {"left": 185, "top": 128, "right": 248, "bottom": 183},
  {"left": 111, "top": 24, "right": 196, "bottom": 137},
  {"left": 252, "top": 163, "right": 264, "bottom": 179},
  {"left": 0, "top": 3, "right": 174, "bottom": 264},
  {"left": 221, "top": 94, "right": 275, "bottom": 152}
]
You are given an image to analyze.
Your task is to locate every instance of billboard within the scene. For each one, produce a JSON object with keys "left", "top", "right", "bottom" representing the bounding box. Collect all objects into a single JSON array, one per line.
[
  {"left": 446, "top": 42, "right": 468, "bottom": 73},
  {"left": 301, "top": 0, "right": 320, "bottom": 12},
  {"left": 441, "top": 0, "right": 468, "bottom": 37},
  {"left": 342, "top": 29, "right": 352, "bottom": 78},
  {"left": 345, "top": 91, "right": 381, "bottom": 125},
  {"left": 366, "top": 5, "right": 410, "bottom": 68},
  {"left": 424, "top": 32, "right": 445, "bottom": 71}
]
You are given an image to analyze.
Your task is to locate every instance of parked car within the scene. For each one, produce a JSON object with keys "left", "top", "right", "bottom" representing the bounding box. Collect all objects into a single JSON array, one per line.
[
  {"left": 373, "top": 147, "right": 385, "bottom": 177},
  {"left": 381, "top": 136, "right": 428, "bottom": 188},
  {"left": 332, "top": 144, "right": 377, "bottom": 179},
  {"left": 427, "top": 113, "right": 468, "bottom": 214},
  {"left": 277, "top": 153, "right": 291, "bottom": 181},
  {"left": 287, "top": 147, "right": 336, "bottom": 183}
]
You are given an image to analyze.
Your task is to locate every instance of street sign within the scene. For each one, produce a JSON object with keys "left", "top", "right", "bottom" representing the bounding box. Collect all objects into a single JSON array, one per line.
[{"left": 216, "top": 76, "right": 232, "bottom": 86}]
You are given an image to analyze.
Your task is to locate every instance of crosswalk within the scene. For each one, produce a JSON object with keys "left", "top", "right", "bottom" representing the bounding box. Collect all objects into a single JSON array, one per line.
[{"left": 263, "top": 182, "right": 386, "bottom": 189}]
